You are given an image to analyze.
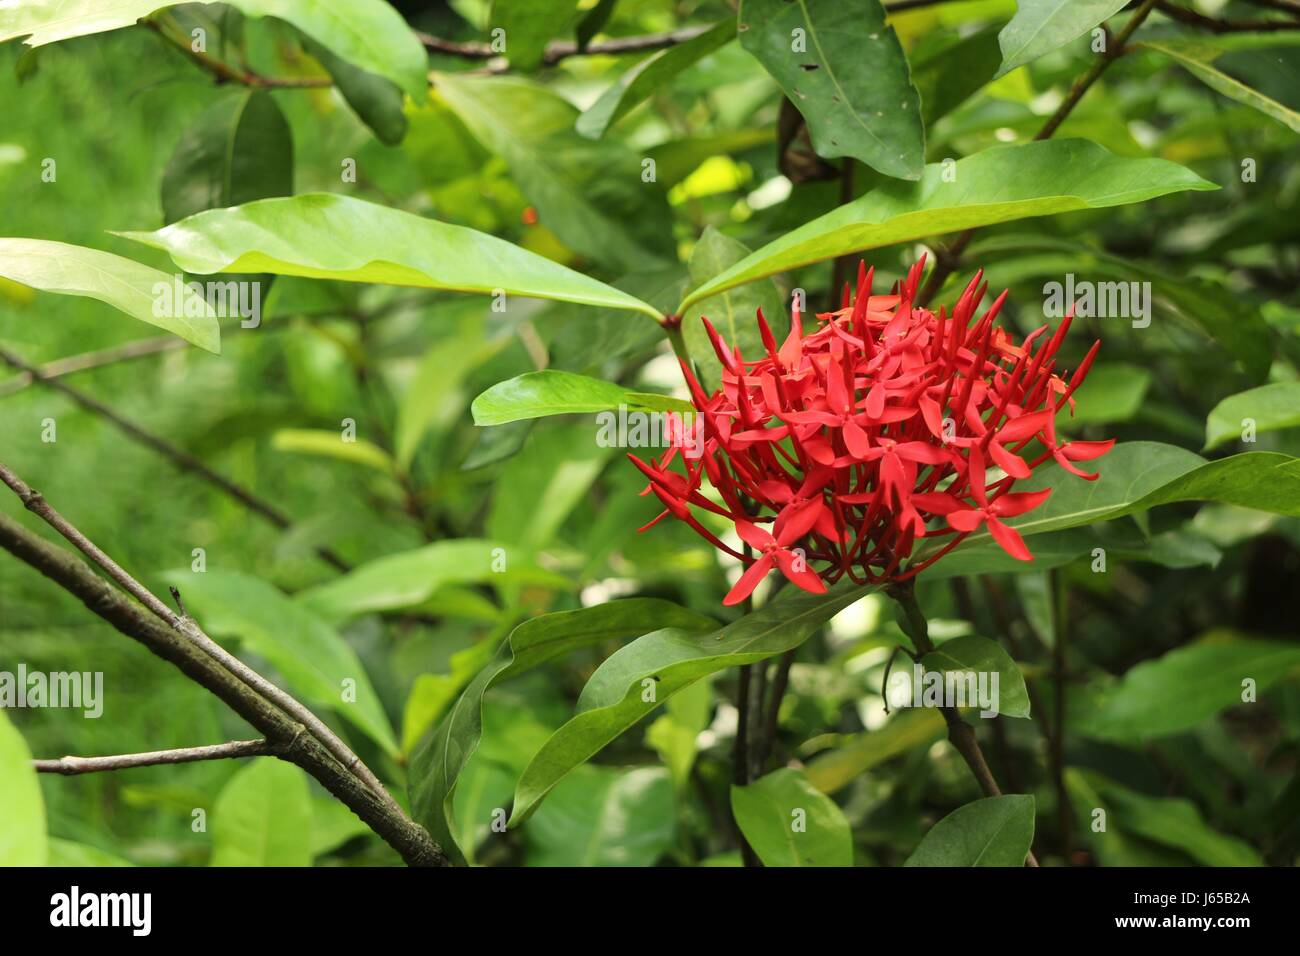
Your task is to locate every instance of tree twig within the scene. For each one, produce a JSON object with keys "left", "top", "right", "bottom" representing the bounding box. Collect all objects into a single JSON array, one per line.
[
  {"left": 0, "top": 346, "right": 351, "bottom": 574},
  {"left": 144, "top": 17, "right": 332, "bottom": 88},
  {"left": 0, "top": 335, "right": 188, "bottom": 397},
  {"left": 1155, "top": 1, "right": 1300, "bottom": 32},
  {"left": 0, "top": 460, "right": 399, "bottom": 821},
  {"left": 0, "top": 510, "right": 447, "bottom": 865},
  {"left": 34, "top": 739, "right": 273, "bottom": 775}
]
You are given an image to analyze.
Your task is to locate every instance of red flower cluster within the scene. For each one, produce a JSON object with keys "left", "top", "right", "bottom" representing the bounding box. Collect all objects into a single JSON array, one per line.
[{"left": 631, "top": 257, "right": 1113, "bottom": 606}]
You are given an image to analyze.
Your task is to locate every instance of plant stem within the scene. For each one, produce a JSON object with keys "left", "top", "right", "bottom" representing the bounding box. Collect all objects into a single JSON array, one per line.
[{"left": 34, "top": 740, "right": 272, "bottom": 774}]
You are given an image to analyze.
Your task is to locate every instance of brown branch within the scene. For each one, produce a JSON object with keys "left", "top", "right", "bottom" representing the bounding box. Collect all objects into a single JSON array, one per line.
[
  {"left": 0, "top": 335, "right": 188, "bottom": 398},
  {"left": 1156, "top": 1, "right": 1300, "bottom": 32},
  {"left": 0, "top": 460, "right": 399, "bottom": 822},
  {"left": 34, "top": 739, "right": 272, "bottom": 775},
  {"left": 758, "top": 649, "right": 796, "bottom": 768},
  {"left": 0, "top": 510, "right": 447, "bottom": 865},
  {"left": 144, "top": 17, "right": 332, "bottom": 88},
  {"left": 918, "top": 0, "right": 1161, "bottom": 306},
  {"left": 0, "top": 346, "right": 351, "bottom": 574},
  {"left": 418, "top": 24, "right": 712, "bottom": 64}
]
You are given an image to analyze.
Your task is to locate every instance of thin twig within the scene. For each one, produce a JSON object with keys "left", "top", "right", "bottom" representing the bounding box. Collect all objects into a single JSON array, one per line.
[
  {"left": 0, "top": 346, "right": 351, "bottom": 574},
  {"left": 1155, "top": 1, "right": 1300, "bottom": 32},
  {"left": 145, "top": 17, "right": 332, "bottom": 88},
  {"left": 418, "top": 24, "right": 712, "bottom": 64},
  {"left": 0, "top": 460, "right": 399, "bottom": 820},
  {"left": 758, "top": 649, "right": 796, "bottom": 767},
  {"left": 0, "top": 511, "right": 447, "bottom": 865},
  {"left": 0, "top": 336, "right": 188, "bottom": 397},
  {"left": 34, "top": 739, "right": 272, "bottom": 775}
]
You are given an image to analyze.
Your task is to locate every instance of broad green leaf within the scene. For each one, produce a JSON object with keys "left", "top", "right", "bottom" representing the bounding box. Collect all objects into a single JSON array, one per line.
[
  {"left": 401, "top": 640, "right": 497, "bottom": 755},
  {"left": 1143, "top": 37, "right": 1300, "bottom": 133},
  {"left": 805, "top": 709, "right": 946, "bottom": 794},
  {"left": 163, "top": 570, "right": 399, "bottom": 756},
  {"left": 272, "top": 428, "right": 396, "bottom": 475},
  {"left": 912, "top": 22, "right": 1003, "bottom": 127},
  {"left": 1205, "top": 383, "right": 1300, "bottom": 451},
  {"left": 731, "top": 767, "right": 852, "bottom": 866},
  {"left": 996, "top": 1, "right": 1129, "bottom": 77},
  {"left": 904, "top": 794, "right": 1035, "bottom": 866},
  {"left": 472, "top": 370, "right": 695, "bottom": 426},
  {"left": 0, "top": 710, "right": 46, "bottom": 865},
  {"left": 409, "top": 599, "right": 717, "bottom": 864},
  {"left": 510, "top": 580, "right": 875, "bottom": 824},
  {"left": 527, "top": 765, "right": 675, "bottom": 866},
  {"left": 921, "top": 634, "right": 1030, "bottom": 718},
  {"left": 1074, "top": 633, "right": 1300, "bottom": 742},
  {"left": 1062, "top": 363, "right": 1150, "bottom": 428},
  {"left": 738, "top": 0, "right": 924, "bottom": 180},
  {"left": 489, "top": 0, "right": 578, "bottom": 71},
  {"left": 683, "top": 227, "right": 788, "bottom": 388},
  {"left": 210, "top": 758, "right": 312, "bottom": 866},
  {"left": 1069, "top": 769, "right": 1261, "bottom": 866},
  {"left": 0, "top": 1, "right": 429, "bottom": 97},
  {"left": 118, "top": 193, "right": 662, "bottom": 319},
  {"left": 678, "top": 140, "right": 1215, "bottom": 312},
  {"left": 577, "top": 20, "right": 736, "bottom": 139},
  {"left": 296, "top": 539, "right": 570, "bottom": 621},
  {"left": 434, "top": 73, "right": 674, "bottom": 271},
  {"left": 48, "top": 839, "right": 133, "bottom": 867},
  {"left": 304, "top": 36, "right": 407, "bottom": 145},
  {"left": 161, "top": 90, "right": 293, "bottom": 224},
  {"left": 0, "top": 238, "right": 219, "bottom": 352}
]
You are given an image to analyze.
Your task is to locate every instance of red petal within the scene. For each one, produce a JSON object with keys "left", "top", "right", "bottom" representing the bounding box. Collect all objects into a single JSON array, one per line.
[
  {"left": 723, "top": 554, "right": 776, "bottom": 606},
  {"left": 989, "top": 488, "right": 1052, "bottom": 518},
  {"left": 988, "top": 517, "right": 1033, "bottom": 561},
  {"left": 989, "top": 440, "right": 1032, "bottom": 479},
  {"left": 735, "top": 519, "right": 775, "bottom": 552},
  {"left": 772, "top": 550, "right": 827, "bottom": 594}
]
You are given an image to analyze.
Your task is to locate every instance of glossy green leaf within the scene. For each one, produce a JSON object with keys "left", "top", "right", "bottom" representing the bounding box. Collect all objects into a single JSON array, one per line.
[
  {"left": 296, "top": 539, "right": 569, "bottom": 622},
  {"left": 118, "top": 193, "right": 662, "bottom": 319},
  {"left": 304, "top": 37, "right": 407, "bottom": 145},
  {"left": 510, "top": 580, "right": 874, "bottom": 824},
  {"left": 271, "top": 428, "right": 396, "bottom": 475},
  {"left": 678, "top": 140, "right": 1215, "bottom": 312},
  {"left": 409, "top": 599, "right": 716, "bottom": 864},
  {"left": 731, "top": 767, "right": 852, "bottom": 866},
  {"left": 1069, "top": 769, "right": 1261, "bottom": 866},
  {"left": 210, "top": 758, "right": 312, "bottom": 866},
  {"left": 738, "top": 0, "right": 923, "bottom": 180},
  {"left": 996, "top": 1, "right": 1128, "bottom": 77},
  {"left": 0, "top": 238, "right": 219, "bottom": 352},
  {"left": 1205, "top": 383, "right": 1300, "bottom": 451},
  {"left": 904, "top": 795, "right": 1035, "bottom": 866},
  {"left": 161, "top": 90, "right": 293, "bottom": 224},
  {"left": 683, "top": 227, "right": 788, "bottom": 388},
  {"left": 1074, "top": 634, "right": 1300, "bottom": 742},
  {"left": 921, "top": 634, "right": 1030, "bottom": 718},
  {"left": 163, "top": 570, "right": 398, "bottom": 756},
  {"left": 912, "top": 22, "right": 1003, "bottom": 127},
  {"left": 1143, "top": 37, "right": 1300, "bottom": 133},
  {"left": 577, "top": 20, "right": 736, "bottom": 139},
  {"left": 434, "top": 72, "right": 674, "bottom": 271},
  {"left": 489, "top": 0, "right": 578, "bottom": 71},
  {"left": 0, "top": 1, "right": 429, "bottom": 97},
  {"left": 527, "top": 765, "right": 675, "bottom": 866},
  {"left": 0, "top": 710, "right": 46, "bottom": 865},
  {"left": 472, "top": 370, "right": 695, "bottom": 426}
]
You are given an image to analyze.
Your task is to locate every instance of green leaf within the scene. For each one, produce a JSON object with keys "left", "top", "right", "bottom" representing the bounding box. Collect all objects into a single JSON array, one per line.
[
  {"left": 48, "top": 839, "right": 133, "bottom": 867},
  {"left": 645, "top": 677, "right": 713, "bottom": 790},
  {"left": 0, "top": 710, "right": 46, "bottom": 865},
  {"left": 489, "top": 0, "right": 578, "bottom": 71},
  {"left": 731, "top": 767, "right": 853, "bottom": 866},
  {"left": 682, "top": 226, "right": 788, "bottom": 388},
  {"left": 163, "top": 570, "right": 399, "bottom": 756},
  {"left": 408, "top": 599, "right": 716, "bottom": 864},
  {"left": 161, "top": 89, "right": 293, "bottom": 224},
  {"left": 1143, "top": 37, "right": 1300, "bottom": 133},
  {"left": 527, "top": 765, "right": 675, "bottom": 866},
  {"left": 310, "top": 796, "right": 371, "bottom": 858},
  {"left": 0, "top": 238, "right": 219, "bottom": 352},
  {"left": 295, "top": 539, "right": 570, "bottom": 621},
  {"left": 1062, "top": 363, "right": 1151, "bottom": 428},
  {"left": 577, "top": 20, "right": 736, "bottom": 139},
  {"left": 921, "top": 635, "right": 1030, "bottom": 718},
  {"left": 1069, "top": 769, "right": 1261, "bottom": 866},
  {"left": 1205, "top": 383, "right": 1300, "bottom": 451},
  {"left": 1074, "top": 634, "right": 1300, "bottom": 742},
  {"left": 433, "top": 72, "right": 673, "bottom": 271},
  {"left": 678, "top": 140, "right": 1215, "bottom": 312},
  {"left": 304, "top": 36, "right": 407, "bottom": 145},
  {"left": 738, "top": 0, "right": 923, "bottom": 180},
  {"left": 210, "top": 758, "right": 312, "bottom": 866},
  {"left": 804, "top": 709, "right": 946, "bottom": 794},
  {"left": 996, "top": 0, "right": 1129, "bottom": 77},
  {"left": 117, "top": 193, "right": 662, "bottom": 319},
  {"left": 510, "top": 580, "right": 875, "bottom": 824},
  {"left": 271, "top": 428, "right": 396, "bottom": 475},
  {"left": 904, "top": 795, "right": 1035, "bottom": 866},
  {"left": 472, "top": 370, "right": 695, "bottom": 426},
  {"left": 912, "top": 22, "right": 1003, "bottom": 128}
]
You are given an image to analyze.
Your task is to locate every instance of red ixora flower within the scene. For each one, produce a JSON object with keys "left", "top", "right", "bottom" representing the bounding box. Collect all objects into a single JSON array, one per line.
[{"left": 630, "top": 257, "right": 1114, "bottom": 606}]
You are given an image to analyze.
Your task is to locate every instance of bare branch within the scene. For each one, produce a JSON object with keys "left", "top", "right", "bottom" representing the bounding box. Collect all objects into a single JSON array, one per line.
[
  {"left": 0, "top": 335, "right": 188, "bottom": 398},
  {"left": 34, "top": 739, "right": 273, "bottom": 775},
  {"left": 1155, "top": 1, "right": 1300, "bottom": 32}
]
